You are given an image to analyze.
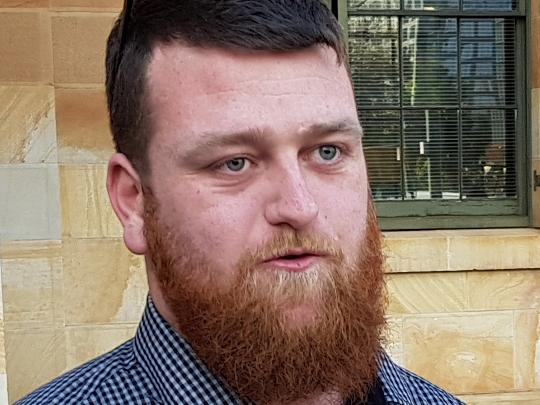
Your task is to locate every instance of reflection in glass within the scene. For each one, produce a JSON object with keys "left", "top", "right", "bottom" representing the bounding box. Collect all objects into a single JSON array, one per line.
[
  {"left": 403, "top": 110, "right": 459, "bottom": 200},
  {"left": 362, "top": 110, "right": 402, "bottom": 200},
  {"left": 348, "top": 0, "right": 400, "bottom": 10},
  {"left": 462, "top": 109, "right": 516, "bottom": 199},
  {"left": 404, "top": 0, "right": 458, "bottom": 10},
  {"left": 461, "top": 19, "right": 516, "bottom": 107},
  {"left": 463, "top": 0, "right": 517, "bottom": 11},
  {"left": 348, "top": 0, "right": 518, "bottom": 12},
  {"left": 348, "top": 16, "right": 400, "bottom": 107},
  {"left": 402, "top": 17, "right": 458, "bottom": 106},
  {"left": 347, "top": 10, "right": 518, "bottom": 203}
]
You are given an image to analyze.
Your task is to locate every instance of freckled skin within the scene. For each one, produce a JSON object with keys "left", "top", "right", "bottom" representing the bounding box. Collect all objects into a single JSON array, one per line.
[{"left": 122, "top": 44, "right": 370, "bottom": 320}]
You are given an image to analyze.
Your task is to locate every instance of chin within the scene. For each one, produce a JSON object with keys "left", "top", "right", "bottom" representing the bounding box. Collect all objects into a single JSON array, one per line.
[{"left": 280, "top": 302, "right": 321, "bottom": 329}]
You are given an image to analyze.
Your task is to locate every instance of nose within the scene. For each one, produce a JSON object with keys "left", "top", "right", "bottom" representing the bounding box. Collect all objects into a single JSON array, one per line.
[{"left": 264, "top": 162, "right": 319, "bottom": 230}]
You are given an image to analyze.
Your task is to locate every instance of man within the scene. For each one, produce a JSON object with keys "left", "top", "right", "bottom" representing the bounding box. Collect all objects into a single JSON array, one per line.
[{"left": 18, "top": 1, "right": 464, "bottom": 404}]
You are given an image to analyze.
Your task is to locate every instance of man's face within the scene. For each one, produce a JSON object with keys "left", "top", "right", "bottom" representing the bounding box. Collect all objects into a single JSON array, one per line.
[
  {"left": 140, "top": 44, "right": 385, "bottom": 403},
  {"left": 145, "top": 44, "right": 369, "bottom": 300}
]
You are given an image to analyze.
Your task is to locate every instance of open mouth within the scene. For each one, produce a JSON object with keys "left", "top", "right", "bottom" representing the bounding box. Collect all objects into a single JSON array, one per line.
[
  {"left": 279, "top": 253, "right": 314, "bottom": 260},
  {"left": 263, "top": 251, "right": 322, "bottom": 272}
]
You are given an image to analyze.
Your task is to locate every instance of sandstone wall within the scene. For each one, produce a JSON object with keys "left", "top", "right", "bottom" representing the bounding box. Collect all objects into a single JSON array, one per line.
[{"left": 0, "top": 1, "right": 539, "bottom": 403}]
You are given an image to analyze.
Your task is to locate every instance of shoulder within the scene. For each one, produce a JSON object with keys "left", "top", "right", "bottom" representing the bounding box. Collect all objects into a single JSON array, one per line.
[
  {"left": 15, "top": 339, "right": 158, "bottom": 405},
  {"left": 379, "top": 355, "right": 465, "bottom": 405}
]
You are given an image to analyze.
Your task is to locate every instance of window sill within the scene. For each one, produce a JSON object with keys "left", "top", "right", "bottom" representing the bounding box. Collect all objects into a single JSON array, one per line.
[{"left": 382, "top": 228, "right": 540, "bottom": 273}]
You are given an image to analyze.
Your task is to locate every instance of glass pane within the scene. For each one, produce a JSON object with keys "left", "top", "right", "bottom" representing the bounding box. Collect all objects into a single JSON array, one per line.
[
  {"left": 463, "top": 0, "right": 517, "bottom": 11},
  {"left": 461, "top": 109, "right": 517, "bottom": 199},
  {"left": 461, "top": 19, "right": 516, "bottom": 107},
  {"left": 349, "top": 16, "right": 400, "bottom": 107},
  {"left": 362, "top": 110, "right": 403, "bottom": 200},
  {"left": 348, "top": 0, "right": 400, "bottom": 10},
  {"left": 402, "top": 17, "right": 458, "bottom": 106},
  {"left": 404, "top": 0, "right": 459, "bottom": 10},
  {"left": 403, "top": 110, "right": 459, "bottom": 200}
]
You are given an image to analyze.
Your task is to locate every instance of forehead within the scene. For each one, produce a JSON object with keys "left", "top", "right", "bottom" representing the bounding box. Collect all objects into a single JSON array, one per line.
[{"left": 146, "top": 44, "right": 357, "bottom": 144}]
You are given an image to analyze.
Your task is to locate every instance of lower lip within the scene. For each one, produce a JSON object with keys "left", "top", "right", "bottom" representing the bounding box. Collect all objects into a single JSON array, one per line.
[{"left": 263, "top": 255, "right": 319, "bottom": 272}]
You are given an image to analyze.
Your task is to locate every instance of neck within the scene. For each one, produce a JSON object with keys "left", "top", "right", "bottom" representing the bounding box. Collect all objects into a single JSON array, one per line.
[{"left": 147, "top": 267, "right": 179, "bottom": 328}]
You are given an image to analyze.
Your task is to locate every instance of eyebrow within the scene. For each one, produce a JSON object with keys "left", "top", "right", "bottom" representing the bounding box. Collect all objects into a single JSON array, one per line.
[
  {"left": 306, "top": 120, "right": 363, "bottom": 138},
  {"left": 180, "top": 119, "right": 363, "bottom": 161}
]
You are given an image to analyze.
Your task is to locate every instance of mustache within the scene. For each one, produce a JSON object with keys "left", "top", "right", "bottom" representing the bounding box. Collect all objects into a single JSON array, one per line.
[{"left": 238, "top": 230, "right": 345, "bottom": 269}]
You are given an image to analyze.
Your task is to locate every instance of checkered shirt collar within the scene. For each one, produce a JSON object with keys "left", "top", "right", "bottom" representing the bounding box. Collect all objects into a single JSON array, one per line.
[
  {"left": 133, "top": 297, "right": 458, "bottom": 405},
  {"left": 133, "top": 297, "right": 244, "bottom": 405}
]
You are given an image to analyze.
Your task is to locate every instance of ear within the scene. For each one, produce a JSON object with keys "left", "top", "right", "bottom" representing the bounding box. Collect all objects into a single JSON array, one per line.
[{"left": 107, "top": 153, "right": 147, "bottom": 255}]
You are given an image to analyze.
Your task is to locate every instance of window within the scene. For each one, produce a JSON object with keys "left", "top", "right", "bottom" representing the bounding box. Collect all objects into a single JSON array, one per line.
[{"left": 335, "top": 0, "right": 528, "bottom": 229}]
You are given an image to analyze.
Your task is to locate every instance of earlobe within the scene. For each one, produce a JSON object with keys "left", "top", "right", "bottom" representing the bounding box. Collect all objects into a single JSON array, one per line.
[{"left": 107, "top": 153, "right": 148, "bottom": 255}]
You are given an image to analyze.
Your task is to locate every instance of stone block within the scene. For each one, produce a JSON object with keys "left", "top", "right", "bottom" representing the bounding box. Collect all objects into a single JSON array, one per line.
[
  {"left": 384, "top": 316, "right": 403, "bottom": 364},
  {"left": 0, "top": 322, "right": 5, "bottom": 373},
  {"left": 50, "top": 0, "right": 122, "bottom": 11},
  {"left": 0, "top": 0, "right": 48, "bottom": 8},
  {"left": 0, "top": 374, "right": 7, "bottom": 405},
  {"left": 0, "top": 323, "right": 6, "bottom": 405},
  {"left": 458, "top": 390, "right": 540, "bottom": 404},
  {"left": 5, "top": 328, "right": 66, "bottom": 403},
  {"left": 447, "top": 230, "right": 540, "bottom": 271},
  {"left": 56, "top": 87, "right": 114, "bottom": 163},
  {"left": 0, "top": 321, "right": 7, "bottom": 405},
  {"left": 65, "top": 324, "right": 136, "bottom": 370},
  {"left": 468, "top": 270, "right": 540, "bottom": 311},
  {"left": 0, "top": 241, "right": 64, "bottom": 330},
  {"left": 0, "top": 85, "right": 57, "bottom": 164},
  {"left": 60, "top": 165, "right": 122, "bottom": 238},
  {"left": 383, "top": 230, "right": 448, "bottom": 273},
  {"left": 0, "top": 262, "right": 4, "bottom": 320},
  {"left": 51, "top": 13, "right": 116, "bottom": 84},
  {"left": 514, "top": 310, "right": 539, "bottom": 390},
  {"left": 533, "top": 17, "right": 540, "bottom": 88},
  {"left": 387, "top": 272, "right": 467, "bottom": 314},
  {"left": 0, "top": 164, "right": 61, "bottom": 240},
  {"left": 62, "top": 238, "right": 147, "bottom": 325},
  {"left": 534, "top": 0, "right": 540, "bottom": 18},
  {"left": 0, "top": 10, "right": 53, "bottom": 82},
  {"left": 403, "top": 312, "right": 514, "bottom": 394}
]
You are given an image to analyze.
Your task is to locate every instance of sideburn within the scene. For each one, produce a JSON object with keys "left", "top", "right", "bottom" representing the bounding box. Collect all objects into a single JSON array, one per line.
[{"left": 144, "top": 194, "right": 387, "bottom": 404}]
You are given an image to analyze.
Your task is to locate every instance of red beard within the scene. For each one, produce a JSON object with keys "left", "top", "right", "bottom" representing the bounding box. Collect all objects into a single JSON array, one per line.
[{"left": 144, "top": 194, "right": 387, "bottom": 404}]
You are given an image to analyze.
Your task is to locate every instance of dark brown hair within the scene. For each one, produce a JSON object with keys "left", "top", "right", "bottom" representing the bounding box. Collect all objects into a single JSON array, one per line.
[{"left": 105, "top": 0, "right": 345, "bottom": 174}]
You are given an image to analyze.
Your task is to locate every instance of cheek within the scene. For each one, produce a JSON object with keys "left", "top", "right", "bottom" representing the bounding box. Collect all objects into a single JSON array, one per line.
[
  {"left": 314, "top": 173, "right": 369, "bottom": 246},
  {"left": 161, "top": 187, "right": 261, "bottom": 270},
  {"left": 324, "top": 190, "right": 366, "bottom": 231}
]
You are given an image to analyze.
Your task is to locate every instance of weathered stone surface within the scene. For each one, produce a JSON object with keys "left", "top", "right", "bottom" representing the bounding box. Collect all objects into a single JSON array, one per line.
[
  {"left": 0, "top": 165, "right": 61, "bottom": 240},
  {"left": 403, "top": 312, "right": 514, "bottom": 394},
  {"left": 55, "top": 87, "right": 114, "bottom": 163},
  {"left": 62, "top": 238, "right": 147, "bottom": 325},
  {"left": 60, "top": 165, "right": 122, "bottom": 238},
  {"left": 5, "top": 328, "right": 66, "bottom": 403},
  {"left": 447, "top": 229, "right": 540, "bottom": 271},
  {"left": 65, "top": 324, "right": 136, "bottom": 370},
  {"left": 1, "top": 241, "right": 64, "bottom": 330},
  {"left": 387, "top": 272, "right": 467, "bottom": 314},
  {"left": 0, "top": 10, "right": 52, "bottom": 82},
  {"left": 468, "top": 271, "right": 540, "bottom": 311},
  {"left": 383, "top": 230, "right": 448, "bottom": 273},
  {"left": 0, "top": 85, "right": 57, "bottom": 164},
  {"left": 51, "top": 13, "right": 116, "bottom": 84}
]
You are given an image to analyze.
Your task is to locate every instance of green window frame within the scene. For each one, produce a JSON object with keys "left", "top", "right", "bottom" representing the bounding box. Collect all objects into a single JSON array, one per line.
[{"left": 332, "top": 0, "right": 529, "bottom": 230}]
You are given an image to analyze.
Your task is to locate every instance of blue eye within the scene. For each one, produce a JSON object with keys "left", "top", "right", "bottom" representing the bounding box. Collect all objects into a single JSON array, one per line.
[
  {"left": 225, "top": 158, "right": 247, "bottom": 172},
  {"left": 318, "top": 145, "right": 339, "bottom": 161}
]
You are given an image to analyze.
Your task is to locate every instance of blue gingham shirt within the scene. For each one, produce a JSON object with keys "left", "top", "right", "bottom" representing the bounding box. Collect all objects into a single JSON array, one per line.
[{"left": 17, "top": 298, "right": 465, "bottom": 404}]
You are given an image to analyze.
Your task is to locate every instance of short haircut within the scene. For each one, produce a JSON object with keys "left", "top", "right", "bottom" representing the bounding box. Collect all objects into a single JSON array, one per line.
[{"left": 105, "top": 0, "right": 346, "bottom": 175}]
